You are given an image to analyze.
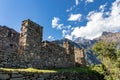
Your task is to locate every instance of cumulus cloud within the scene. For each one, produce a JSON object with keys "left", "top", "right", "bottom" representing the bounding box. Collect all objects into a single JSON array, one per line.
[
  {"left": 75, "top": 0, "right": 79, "bottom": 5},
  {"left": 86, "top": 0, "right": 94, "bottom": 3},
  {"left": 48, "top": 36, "right": 55, "bottom": 40},
  {"left": 66, "top": 0, "right": 79, "bottom": 12},
  {"left": 68, "top": 14, "right": 82, "bottom": 21},
  {"left": 52, "top": 17, "right": 59, "bottom": 28},
  {"left": 64, "top": 34, "right": 73, "bottom": 40},
  {"left": 99, "top": 3, "right": 107, "bottom": 12},
  {"left": 51, "top": 17, "right": 64, "bottom": 30},
  {"left": 65, "top": 0, "right": 120, "bottom": 40},
  {"left": 62, "top": 30, "right": 67, "bottom": 37},
  {"left": 66, "top": 5, "right": 76, "bottom": 12},
  {"left": 62, "top": 25, "right": 72, "bottom": 36},
  {"left": 62, "top": 25, "right": 74, "bottom": 40}
]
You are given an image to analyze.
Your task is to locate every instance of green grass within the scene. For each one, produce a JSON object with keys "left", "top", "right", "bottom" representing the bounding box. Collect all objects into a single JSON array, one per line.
[
  {"left": 0, "top": 67, "right": 91, "bottom": 73},
  {"left": 0, "top": 66, "right": 105, "bottom": 80},
  {"left": 55, "top": 67, "right": 90, "bottom": 73},
  {"left": 0, "top": 68, "right": 57, "bottom": 73}
]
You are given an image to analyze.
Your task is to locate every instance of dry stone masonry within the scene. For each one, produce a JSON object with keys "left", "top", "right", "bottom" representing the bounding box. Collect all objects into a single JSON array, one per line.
[
  {"left": 0, "top": 26, "right": 19, "bottom": 53},
  {"left": 0, "top": 19, "right": 86, "bottom": 69},
  {"left": 0, "top": 70, "right": 100, "bottom": 80},
  {"left": 19, "top": 19, "right": 43, "bottom": 54}
]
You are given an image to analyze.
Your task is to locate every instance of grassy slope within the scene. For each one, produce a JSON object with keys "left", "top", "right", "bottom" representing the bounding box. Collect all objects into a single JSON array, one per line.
[
  {"left": 0, "top": 66, "right": 99, "bottom": 73},
  {"left": 0, "top": 65, "right": 105, "bottom": 80}
]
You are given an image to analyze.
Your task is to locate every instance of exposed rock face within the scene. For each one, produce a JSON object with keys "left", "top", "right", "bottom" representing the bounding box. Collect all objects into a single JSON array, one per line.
[
  {"left": 95, "top": 32, "right": 120, "bottom": 42},
  {"left": 0, "top": 19, "right": 86, "bottom": 69}
]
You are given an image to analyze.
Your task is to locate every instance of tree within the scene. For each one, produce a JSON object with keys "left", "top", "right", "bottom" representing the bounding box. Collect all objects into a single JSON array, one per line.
[
  {"left": 92, "top": 41, "right": 120, "bottom": 80},
  {"left": 92, "top": 41, "right": 117, "bottom": 60}
]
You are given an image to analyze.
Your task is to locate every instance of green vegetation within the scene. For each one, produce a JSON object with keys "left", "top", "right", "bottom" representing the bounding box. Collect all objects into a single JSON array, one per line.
[
  {"left": 0, "top": 67, "right": 97, "bottom": 73},
  {"left": 1, "top": 41, "right": 120, "bottom": 80},
  {"left": 92, "top": 41, "right": 120, "bottom": 80},
  {"left": 0, "top": 66, "right": 105, "bottom": 80},
  {"left": 0, "top": 68, "right": 57, "bottom": 73},
  {"left": 92, "top": 41, "right": 117, "bottom": 60}
]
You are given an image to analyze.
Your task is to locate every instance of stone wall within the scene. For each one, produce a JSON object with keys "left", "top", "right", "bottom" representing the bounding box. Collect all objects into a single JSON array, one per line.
[
  {"left": 17, "top": 41, "right": 76, "bottom": 69},
  {"left": 17, "top": 41, "right": 86, "bottom": 69},
  {"left": 19, "top": 19, "right": 43, "bottom": 54},
  {"left": 0, "top": 51, "right": 19, "bottom": 68},
  {"left": 74, "top": 47, "right": 86, "bottom": 66},
  {"left": 0, "top": 26, "right": 19, "bottom": 53},
  {"left": 0, "top": 19, "right": 86, "bottom": 69},
  {"left": 40, "top": 42, "right": 75, "bottom": 68},
  {"left": 63, "top": 41, "right": 75, "bottom": 66},
  {"left": 18, "top": 19, "right": 77, "bottom": 69},
  {"left": 0, "top": 70, "right": 100, "bottom": 80}
]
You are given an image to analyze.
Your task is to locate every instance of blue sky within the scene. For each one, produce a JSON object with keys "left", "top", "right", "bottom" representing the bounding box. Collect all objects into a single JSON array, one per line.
[{"left": 0, "top": 0, "right": 120, "bottom": 40}]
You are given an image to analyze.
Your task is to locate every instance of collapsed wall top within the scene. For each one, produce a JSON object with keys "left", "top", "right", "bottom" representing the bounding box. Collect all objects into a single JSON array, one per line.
[{"left": 19, "top": 19, "right": 43, "bottom": 54}]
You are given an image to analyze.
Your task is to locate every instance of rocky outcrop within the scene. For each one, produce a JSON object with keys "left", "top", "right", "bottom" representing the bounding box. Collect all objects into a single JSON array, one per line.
[{"left": 95, "top": 32, "right": 120, "bottom": 42}]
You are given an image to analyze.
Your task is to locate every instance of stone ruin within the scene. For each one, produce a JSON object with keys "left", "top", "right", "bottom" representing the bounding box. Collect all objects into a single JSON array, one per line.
[{"left": 0, "top": 19, "right": 86, "bottom": 69}]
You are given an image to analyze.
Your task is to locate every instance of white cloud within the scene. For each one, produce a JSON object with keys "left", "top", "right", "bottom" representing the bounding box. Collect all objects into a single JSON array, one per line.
[
  {"left": 86, "top": 0, "right": 94, "bottom": 3},
  {"left": 65, "top": 0, "right": 120, "bottom": 40},
  {"left": 75, "top": 0, "right": 79, "bottom": 5},
  {"left": 64, "top": 34, "right": 73, "bottom": 40},
  {"left": 68, "top": 14, "right": 82, "bottom": 21},
  {"left": 48, "top": 36, "right": 55, "bottom": 40},
  {"left": 62, "top": 30, "right": 67, "bottom": 37},
  {"left": 66, "top": 0, "right": 79, "bottom": 12},
  {"left": 99, "top": 3, "right": 107, "bottom": 12},
  {"left": 66, "top": 5, "right": 76, "bottom": 12},
  {"left": 57, "top": 24, "right": 64, "bottom": 30},
  {"left": 62, "top": 25, "right": 72, "bottom": 36},
  {"left": 62, "top": 25, "right": 74, "bottom": 40},
  {"left": 52, "top": 17, "right": 60, "bottom": 28},
  {"left": 51, "top": 17, "right": 64, "bottom": 30},
  {"left": 66, "top": 7, "right": 73, "bottom": 12}
]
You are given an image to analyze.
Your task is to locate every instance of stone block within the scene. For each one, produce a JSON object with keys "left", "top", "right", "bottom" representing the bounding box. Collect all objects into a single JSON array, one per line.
[
  {"left": 0, "top": 73, "right": 10, "bottom": 80},
  {"left": 10, "top": 77, "right": 23, "bottom": 80},
  {"left": 11, "top": 73, "right": 23, "bottom": 78},
  {"left": 37, "top": 78, "right": 44, "bottom": 80}
]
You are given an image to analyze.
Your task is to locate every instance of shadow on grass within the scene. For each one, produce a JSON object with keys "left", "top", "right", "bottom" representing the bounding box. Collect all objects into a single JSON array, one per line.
[
  {"left": 52, "top": 67, "right": 105, "bottom": 80},
  {"left": 0, "top": 67, "right": 105, "bottom": 80}
]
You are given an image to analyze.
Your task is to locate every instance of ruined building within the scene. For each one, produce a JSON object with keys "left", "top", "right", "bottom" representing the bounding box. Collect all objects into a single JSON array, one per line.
[
  {"left": 19, "top": 19, "right": 43, "bottom": 54},
  {"left": 0, "top": 26, "right": 19, "bottom": 53},
  {"left": 0, "top": 19, "right": 86, "bottom": 69}
]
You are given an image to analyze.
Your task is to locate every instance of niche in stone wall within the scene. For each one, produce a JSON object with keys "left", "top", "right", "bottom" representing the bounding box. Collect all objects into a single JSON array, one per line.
[{"left": 9, "top": 44, "right": 13, "bottom": 48}]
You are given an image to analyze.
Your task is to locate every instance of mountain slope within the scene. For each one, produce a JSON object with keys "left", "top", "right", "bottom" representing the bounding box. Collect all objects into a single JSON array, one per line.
[
  {"left": 74, "top": 32, "right": 120, "bottom": 65},
  {"left": 95, "top": 32, "right": 120, "bottom": 42}
]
